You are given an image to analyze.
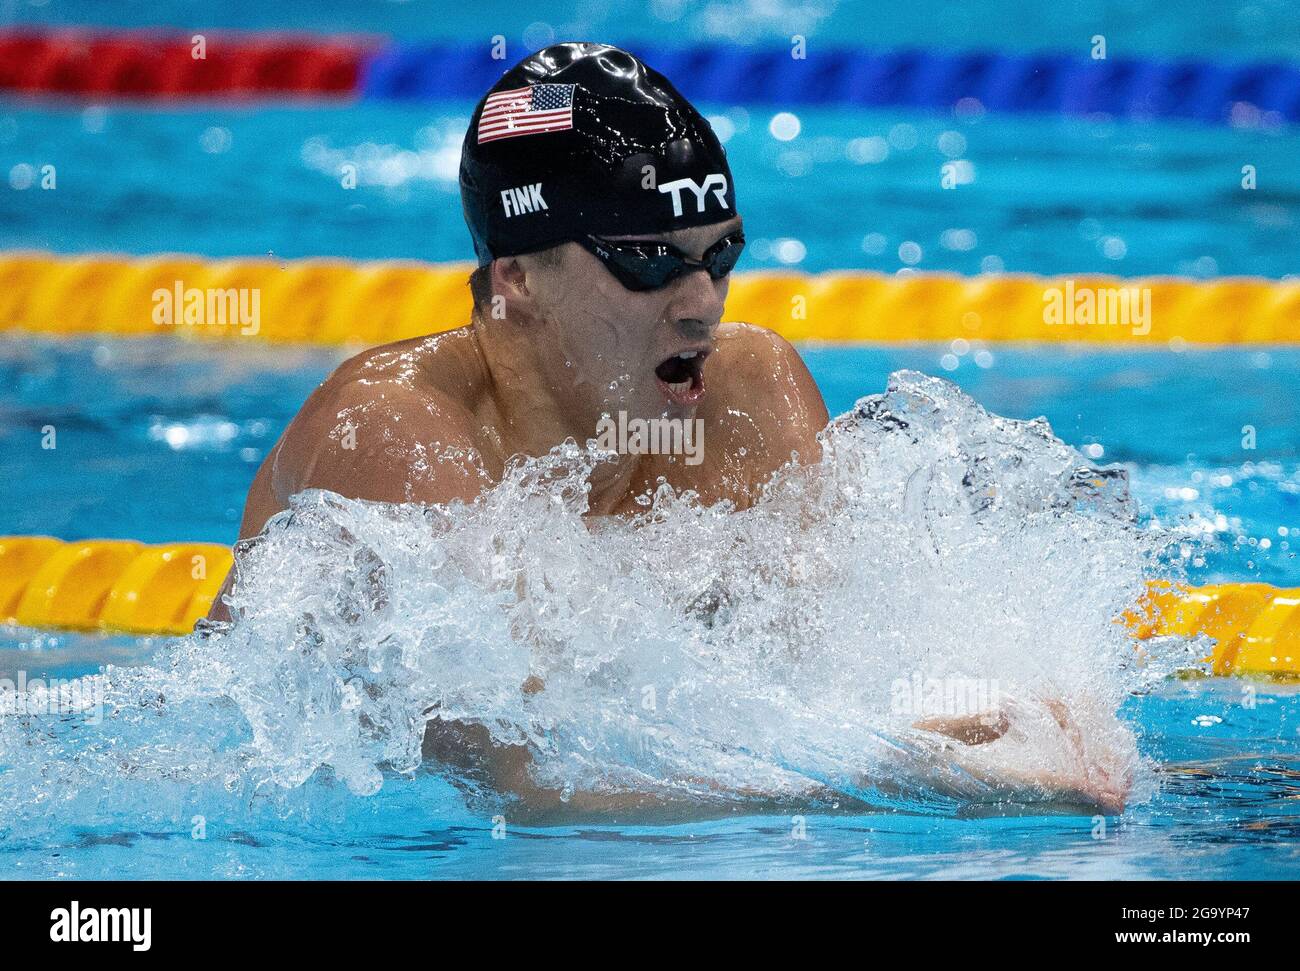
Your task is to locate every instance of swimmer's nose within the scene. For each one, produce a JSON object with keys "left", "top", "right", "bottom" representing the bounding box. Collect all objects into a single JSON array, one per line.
[
  {"left": 669, "top": 264, "right": 727, "bottom": 335},
  {"left": 676, "top": 316, "right": 716, "bottom": 342}
]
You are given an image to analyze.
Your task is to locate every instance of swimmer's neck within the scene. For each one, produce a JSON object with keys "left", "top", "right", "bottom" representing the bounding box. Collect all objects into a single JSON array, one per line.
[{"left": 466, "top": 312, "right": 651, "bottom": 515}]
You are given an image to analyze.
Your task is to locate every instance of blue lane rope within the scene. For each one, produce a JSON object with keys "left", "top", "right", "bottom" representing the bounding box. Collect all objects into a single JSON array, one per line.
[{"left": 360, "top": 41, "right": 1300, "bottom": 125}]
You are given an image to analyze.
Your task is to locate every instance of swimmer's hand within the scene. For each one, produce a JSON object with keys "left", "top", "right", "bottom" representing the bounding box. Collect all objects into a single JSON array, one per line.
[{"left": 911, "top": 698, "right": 1132, "bottom": 814}]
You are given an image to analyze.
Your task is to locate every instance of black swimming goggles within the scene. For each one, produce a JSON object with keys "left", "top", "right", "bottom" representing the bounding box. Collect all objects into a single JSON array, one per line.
[{"left": 574, "top": 231, "right": 746, "bottom": 292}]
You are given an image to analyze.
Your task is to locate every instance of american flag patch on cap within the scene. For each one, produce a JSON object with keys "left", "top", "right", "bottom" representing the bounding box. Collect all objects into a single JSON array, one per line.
[{"left": 477, "top": 84, "right": 576, "bottom": 144}]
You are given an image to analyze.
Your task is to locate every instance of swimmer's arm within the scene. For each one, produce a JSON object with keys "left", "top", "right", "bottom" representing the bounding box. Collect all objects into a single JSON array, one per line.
[
  {"left": 423, "top": 719, "right": 683, "bottom": 819},
  {"left": 914, "top": 711, "right": 1010, "bottom": 746},
  {"left": 423, "top": 718, "right": 857, "bottom": 822}
]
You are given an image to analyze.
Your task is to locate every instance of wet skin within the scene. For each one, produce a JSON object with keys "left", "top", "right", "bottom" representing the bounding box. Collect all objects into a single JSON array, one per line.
[{"left": 210, "top": 218, "right": 1130, "bottom": 819}]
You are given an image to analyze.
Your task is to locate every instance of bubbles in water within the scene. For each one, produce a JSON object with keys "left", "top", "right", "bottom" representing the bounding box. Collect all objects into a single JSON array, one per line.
[
  {"left": 768, "top": 112, "right": 801, "bottom": 142},
  {"left": 522, "top": 22, "right": 556, "bottom": 51},
  {"left": 7, "top": 163, "right": 34, "bottom": 190},
  {"left": 847, "top": 136, "right": 889, "bottom": 165},
  {"left": 200, "top": 126, "right": 232, "bottom": 154}
]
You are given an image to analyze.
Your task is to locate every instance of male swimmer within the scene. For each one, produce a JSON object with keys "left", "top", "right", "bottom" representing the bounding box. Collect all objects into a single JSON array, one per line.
[{"left": 210, "top": 43, "right": 1129, "bottom": 817}]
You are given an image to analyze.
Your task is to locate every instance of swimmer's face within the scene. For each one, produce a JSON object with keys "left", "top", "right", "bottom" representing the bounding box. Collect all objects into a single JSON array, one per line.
[{"left": 514, "top": 216, "right": 742, "bottom": 427}]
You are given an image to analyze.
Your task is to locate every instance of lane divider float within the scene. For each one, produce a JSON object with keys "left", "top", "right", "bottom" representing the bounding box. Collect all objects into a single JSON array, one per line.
[
  {"left": 1, "top": 252, "right": 1297, "bottom": 345},
  {"left": 366, "top": 40, "right": 1300, "bottom": 126},
  {"left": 1125, "top": 580, "right": 1300, "bottom": 679},
  {"left": 2, "top": 28, "right": 1297, "bottom": 128},
  {"left": 0, "top": 28, "right": 373, "bottom": 99},
  {"left": 0, "top": 536, "right": 231, "bottom": 635}
]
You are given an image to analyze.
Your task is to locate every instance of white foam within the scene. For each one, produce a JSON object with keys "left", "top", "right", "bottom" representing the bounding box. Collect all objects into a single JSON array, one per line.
[{"left": 0, "top": 371, "right": 1176, "bottom": 822}]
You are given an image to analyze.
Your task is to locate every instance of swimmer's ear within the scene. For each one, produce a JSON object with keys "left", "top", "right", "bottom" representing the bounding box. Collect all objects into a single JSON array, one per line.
[{"left": 482, "top": 256, "right": 535, "bottom": 323}]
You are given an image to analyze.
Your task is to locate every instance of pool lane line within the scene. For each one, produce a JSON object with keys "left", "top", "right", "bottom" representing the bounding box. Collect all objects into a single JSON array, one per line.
[
  {"left": 0, "top": 536, "right": 231, "bottom": 636},
  {"left": 0, "top": 27, "right": 377, "bottom": 100},
  {"left": 364, "top": 40, "right": 1300, "bottom": 128},
  {"left": 1, "top": 252, "right": 1295, "bottom": 345},
  {"left": 0, "top": 535, "right": 1296, "bottom": 677},
  {"left": 1, "top": 28, "right": 1297, "bottom": 128}
]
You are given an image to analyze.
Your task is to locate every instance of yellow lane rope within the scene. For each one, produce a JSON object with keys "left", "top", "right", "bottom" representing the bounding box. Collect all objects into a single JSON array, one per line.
[
  {"left": 1, "top": 535, "right": 1297, "bottom": 677},
  {"left": 0, "top": 536, "right": 231, "bottom": 636},
  {"left": 1, "top": 251, "right": 1297, "bottom": 345},
  {"left": 1124, "top": 580, "right": 1300, "bottom": 679}
]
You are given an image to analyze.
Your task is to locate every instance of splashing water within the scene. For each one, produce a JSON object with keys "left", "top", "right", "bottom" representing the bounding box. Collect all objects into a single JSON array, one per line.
[{"left": 0, "top": 371, "right": 1179, "bottom": 828}]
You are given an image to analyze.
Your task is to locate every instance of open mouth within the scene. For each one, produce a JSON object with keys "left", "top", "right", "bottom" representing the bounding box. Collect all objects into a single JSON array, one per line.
[{"left": 654, "top": 349, "right": 709, "bottom": 405}]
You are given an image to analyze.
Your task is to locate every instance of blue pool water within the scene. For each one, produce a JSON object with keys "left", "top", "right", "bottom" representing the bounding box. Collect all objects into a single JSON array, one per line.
[
  {"left": 5, "top": 101, "right": 1299, "bottom": 277},
  {"left": 3, "top": 0, "right": 1300, "bottom": 880}
]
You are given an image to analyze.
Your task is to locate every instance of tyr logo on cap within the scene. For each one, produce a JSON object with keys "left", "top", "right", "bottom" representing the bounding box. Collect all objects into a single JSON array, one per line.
[{"left": 658, "top": 174, "right": 729, "bottom": 217}]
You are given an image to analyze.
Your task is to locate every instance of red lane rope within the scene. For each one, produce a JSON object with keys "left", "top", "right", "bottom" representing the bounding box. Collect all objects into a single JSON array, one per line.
[{"left": 0, "top": 28, "right": 377, "bottom": 98}]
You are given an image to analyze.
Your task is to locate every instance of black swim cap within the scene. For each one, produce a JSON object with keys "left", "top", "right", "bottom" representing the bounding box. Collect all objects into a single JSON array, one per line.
[{"left": 459, "top": 42, "right": 737, "bottom": 266}]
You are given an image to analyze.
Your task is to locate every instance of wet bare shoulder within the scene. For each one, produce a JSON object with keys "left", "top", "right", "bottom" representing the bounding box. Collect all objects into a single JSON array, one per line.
[
  {"left": 268, "top": 332, "right": 491, "bottom": 509},
  {"left": 703, "top": 322, "right": 830, "bottom": 466}
]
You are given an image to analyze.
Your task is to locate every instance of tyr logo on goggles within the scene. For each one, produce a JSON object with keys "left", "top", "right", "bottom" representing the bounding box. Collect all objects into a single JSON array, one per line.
[{"left": 577, "top": 231, "right": 746, "bottom": 292}]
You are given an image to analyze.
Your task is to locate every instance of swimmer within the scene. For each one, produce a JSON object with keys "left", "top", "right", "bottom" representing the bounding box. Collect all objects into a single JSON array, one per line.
[{"left": 210, "top": 43, "right": 1130, "bottom": 818}]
